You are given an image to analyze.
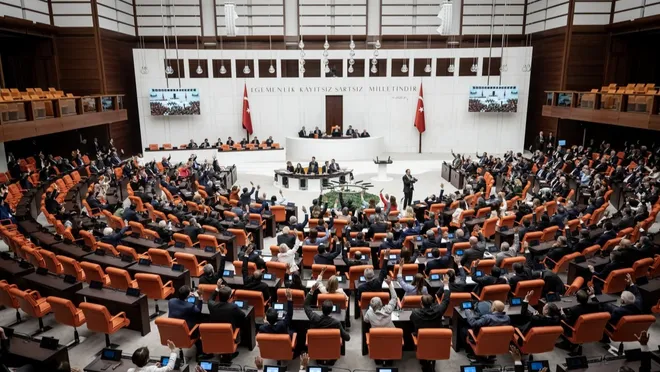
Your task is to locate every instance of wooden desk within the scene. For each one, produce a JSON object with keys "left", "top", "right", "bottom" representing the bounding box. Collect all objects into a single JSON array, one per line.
[
  {"left": 556, "top": 357, "right": 660, "bottom": 372},
  {"left": 83, "top": 253, "right": 135, "bottom": 271},
  {"left": 638, "top": 278, "right": 660, "bottom": 312},
  {"left": 199, "top": 304, "right": 256, "bottom": 350},
  {"left": 441, "top": 162, "right": 452, "bottom": 183},
  {"left": 126, "top": 262, "right": 190, "bottom": 290},
  {"left": 167, "top": 246, "right": 224, "bottom": 271},
  {"left": 76, "top": 287, "right": 151, "bottom": 335},
  {"left": 202, "top": 231, "right": 236, "bottom": 262},
  {"left": 567, "top": 256, "right": 609, "bottom": 284},
  {"left": 29, "top": 231, "right": 59, "bottom": 248},
  {"left": 121, "top": 236, "right": 168, "bottom": 254},
  {"left": 450, "top": 304, "right": 536, "bottom": 352},
  {"left": 84, "top": 355, "right": 190, "bottom": 372},
  {"left": 50, "top": 242, "right": 91, "bottom": 260},
  {"left": 0, "top": 257, "right": 34, "bottom": 283},
  {"left": 263, "top": 214, "right": 276, "bottom": 238},
  {"left": 538, "top": 294, "right": 618, "bottom": 309},
  {"left": 19, "top": 272, "right": 83, "bottom": 304},
  {"left": 494, "top": 229, "right": 516, "bottom": 248},
  {"left": 528, "top": 241, "right": 556, "bottom": 256},
  {"left": 450, "top": 168, "right": 465, "bottom": 189},
  {"left": 18, "top": 220, "right": 42, "bottom": 234},
  {"left": 465, "top": 217, "right": 487, "bottom": 230},
  {"left": 4, "top": 334, "right": 69, "bottom": 369},
  {"left": 361, "top": 309, "right": 415, "bottom": 355}
]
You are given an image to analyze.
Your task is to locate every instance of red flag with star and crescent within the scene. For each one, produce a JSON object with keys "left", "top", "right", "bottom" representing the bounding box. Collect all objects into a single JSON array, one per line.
[
  {"left": 414, "top": 83, "right": 426, "bottom": 133},
  {"left": 242, "top": 83, "right": 253, "bottom": 135}
]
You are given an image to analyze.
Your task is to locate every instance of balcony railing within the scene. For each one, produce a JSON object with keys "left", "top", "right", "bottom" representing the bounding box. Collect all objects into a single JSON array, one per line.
[
  {"left": 0, "top": 95, "right": 127, "bottom": 141},
  {"left": 542, "top": 91, "right": 660, "bottom": 130}
]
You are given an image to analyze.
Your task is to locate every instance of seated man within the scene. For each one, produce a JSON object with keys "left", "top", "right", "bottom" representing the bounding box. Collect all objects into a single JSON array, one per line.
[
  {"left": 357, "top": 264, "right": 389, "bottom": 301},
  {"left": 424, "top": 248, "right": 451, "bottom": 275},
  {"left": 517, "top": 290, "right": 563, "bottom": 337},
  {"left": 463, "top": 300, "right": 510, "bottom": 360},
  {"left": 604, "top": 274, "right": 642, "bottom": 338},
  {"left": 208, "top": 284, "right": 246, "bottom": 355},
  {"left": 559, "top": 288, "right": 600, "bottom": 354},
  {"left": 470, "top": 261, "right": 507, "bottom": 296},
  {"left": 304, "top": 282, "right": 350, "bottom": 341},
  {"left": 313, "top": 237, "right": 342, "bottom": 265},
  {"left": 101, "top": 226, "right": 129, "bottom": 247},
  {"left": 411, "top": 275, "right": 451, "bottom": 332},
  {"left": 167, "top": 285, "right": 206, "bottom": 358},
  {"left": 129, "top": 340, "right": 177, "bottom": 372},
  {"left": 122, "top": 204, "right": 139, "bottom": 223},
  {"left": 241, "top": 246, "right": 270, "bottom": 302},
  {"left": 259, "top": 288, "right": 294, "bottom": 338}
]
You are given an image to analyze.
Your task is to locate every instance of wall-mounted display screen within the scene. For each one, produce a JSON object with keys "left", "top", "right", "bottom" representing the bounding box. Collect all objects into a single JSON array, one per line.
[
  {"left": 468, "top": 86, "right": 518, "bottom": 112},
  {"left": 149, "top": 88, "right": 200, "bottom": 115}
]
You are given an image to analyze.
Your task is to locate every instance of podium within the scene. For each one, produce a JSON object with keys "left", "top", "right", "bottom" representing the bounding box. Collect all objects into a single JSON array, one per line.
[
  {"left": 441, "top": 162, "right": 452, "bottom": 183},
  {"left": 450, "top": 168, "right": 465, "bottom": 189},
  {"left": 372, "top": 158, "right": 393, "bottom": 181}
]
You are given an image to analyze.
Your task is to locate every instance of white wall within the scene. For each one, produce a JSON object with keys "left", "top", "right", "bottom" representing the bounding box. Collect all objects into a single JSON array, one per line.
[{"left": 134, "top": 46, "right": 531, "bottom": 155}]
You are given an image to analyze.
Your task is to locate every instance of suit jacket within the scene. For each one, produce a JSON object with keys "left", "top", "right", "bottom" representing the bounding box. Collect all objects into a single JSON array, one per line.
[
  {"left": 314, "top": 243, "right": 342, "bottom": 265},
  {"left": 424, "top": 257, "right": 451, "bottom": 275},
  {"left": 167, "top": 298, "right": 202, "bottom": 329},
  {"left": 518, "top": 313, "right": 562, "bottom": 335},
  {"left": 465, "top": 311, "right": 510, "bottom": 334},
  {"left": 100, "top": 226, "right": 129, "bottom": 247},
  {"left": 183, "top": 225, "right": 204, "bottom": 243},
  {"left": 508, "top": 270, "right": 534, "bottom": 293},
  {"left": 357, "top": 266, "right": 389, "bottom": 300},
  {"left": 411, "top": 288, "right": 450, "bottom": 332},
  {"left": 122, "top": 208, "right": 139, "bottom": 223},
  {"left": 564, "top": 302, "right": 601, "bottom": 326},
  {"left": 277, "top": 234, "right": 296, "bottom": 249},
  {"left": 208, "top": 291, "right": 246, "bottom": 329},
  {"left": 366, "top": 222, "right": 388, "bottom": 241},
  {"left": 303, "top": 292, "right": 350, "bottom": 341},
  {"left": 403, "top": 175, "right": 415, "bottom": 193},
  {"left": 258, "top": 300, "right": 294, "bottom": 336},
  {"left": 242, "top": 256, "right": 270, "bottom": 302},
  {"left": 308, "top": 162, "right": 319, "bottom": 174},
  {"left": 460, "top": 246, "right": 486, "bottom": 267}
]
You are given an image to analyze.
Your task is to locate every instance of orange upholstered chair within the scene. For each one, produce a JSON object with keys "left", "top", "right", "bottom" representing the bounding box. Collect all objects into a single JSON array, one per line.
[
  {"left": 359, "top": 292, "right": 390, "bottom": 312},
  {"left": 197, "top": 234, "right": 226, "bottom": 253},
  {"left": 317, "top": 293, "right": 349, "bottom": 309},
  {"left": 233, "top": 260, "right": 256, "bottom": 276},
  {"left": 412, "top": 328, "right": 452, "bottom": 362},
  {"left": 581, "top": 244, "right": 601, "bottom": 257},
  {"left": 472, "top": 284, "right": 510, "bottom": 302},
  {"left": 366, "top": 328, "right": 403, "bottom": 361},
  {"left": 57, "top": 255, "right": 85, "bottom": 281},
  {"left": 348, "top": 265, "right": 373, "bottom": 290},
  {"left": 400, "top": 295, "right": 423, "bottom": 309},
  {"left": 467, "top": 326, "right": 515, "bottom": 358},
  {"left": 10, "top": 287, "right": 52, "bottom": 335},
  {"left": 312, "top": 264, "right": 337, "bottom": 280},
  {"left": 173, "top": 233, "right": 195, "bottom": 248},
  {"left": 601, "top": 237, "right": 622, "bottom": 253},
  {"left": 46, "top": 296, "right": 86, "bottom": 345},
  {"left": 233, "top": 289, "right": 268, "bottom": 318},
  {"left": 266, "top": 261, "right": 287, "bottom": 285},
  {"left": 174, "top": 252, "right": 206, "bottom": 277},
  {"left": 155, "top": 317, "right": 199, "bottom": 360},
  {"left": 147, "top": 248, "right": 174, "bottom": 267},
  {"left": 499, "top": 215, "right": 516, "bottom": 229},
  {"left": 228, "top": 228, "right": 252, "bottom": 247},
  {"left": 106, "top": 267, "right": 138, "bottom": 290},
  {"left": 511, "top": 279, "right": 544, "bottom": 305},
  {"left": 117, "top": 245, "right": 148, "bottom": 261},
  {"left": 0, "top": 280, "right": 22, "bottom": 324},
  {"left": 544, "top": 252, "right": 581, "bottom": 273},
  {"left": 632, "top": 258, "right": 654, "bottom": 280},
  {"left": 605, "top": 315, "right": 656, "bottom": 345},
  {"left": 482, "top": 217, "right": 498, "bottom": 239},
  {"left": 80, "top": 262, "right": 111, "bottom": 286},
  {"left": 79, "top": 302, "right": 130, "bottom": 347},
  {"left": 276, "top": 289, "right": 305, "bottom": 308},
  {"left": 39, "top": 250, "right": 63, "bottom": 274},
  {"left": 256, "top": 332, "right": 297, "bottom": 361},
  {"left": 135, "top": 273, "right": 175, "bottom": 317},
  {"left": 564, "top": 277, "right": 585, "bottom": 296},
  {"left": 199, "top": 323, "right": 240, "bottom": 355},
  {"left": 500, "top": 256, "right": 526, "bottom": 271},
  {"left": 541, "top": 226, "right": 559, "bottom": 242},
  {"left": 562, "top": 312, "right": 611, "bottom": 349},
  {"left": 514, "top": 326, "right": 563, "bottom": 356},
  {"left": 306, "top": 329, "right": 342, "bottom": 361},
  {"left": 440, "top": 292, "right": 472, "bottom": 317},
  {"left": 591, "top": 268, "right": 634, "bottom": 294},
  {"left": 302, "top": 246, "right": 317, "bottom": 268}
]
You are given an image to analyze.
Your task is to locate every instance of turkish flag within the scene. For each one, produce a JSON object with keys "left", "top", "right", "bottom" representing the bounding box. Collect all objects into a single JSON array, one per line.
[
  {"left": 414, "top": 83, "right": 426, "bottom": 134},
  {"left": 242, "top": 83, "right": 253, "bottom": 135}
]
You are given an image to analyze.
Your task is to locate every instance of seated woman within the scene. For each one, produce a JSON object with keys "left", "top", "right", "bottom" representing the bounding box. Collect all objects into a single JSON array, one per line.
[{"left": 294, "top": 163, "right": 305, "bottom": 174}]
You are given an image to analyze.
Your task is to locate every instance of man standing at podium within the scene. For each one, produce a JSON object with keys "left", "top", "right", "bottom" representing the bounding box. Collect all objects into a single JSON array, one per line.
[
  {"left": 298, "top": 126, "right": 307, "bottom": 138},
  {"left": 402, "top": 169, "right": 418, "bottom": 208}
]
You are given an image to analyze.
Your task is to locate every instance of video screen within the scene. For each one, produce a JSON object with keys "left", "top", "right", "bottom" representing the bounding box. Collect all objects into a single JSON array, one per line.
[
  {"left": 468, "top": 86, "right": 518, "bottom": 112},
  {"left": 150, "top": 88, "right": 200, "bottom": 116}
]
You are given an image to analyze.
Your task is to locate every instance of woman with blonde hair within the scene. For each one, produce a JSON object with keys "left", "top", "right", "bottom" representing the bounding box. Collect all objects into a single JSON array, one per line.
[{"left": 314, "top": 266, "right": 348, "bottom": 299}]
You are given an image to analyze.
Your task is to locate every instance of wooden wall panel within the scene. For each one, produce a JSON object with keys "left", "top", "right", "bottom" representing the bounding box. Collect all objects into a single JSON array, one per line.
[
  {"left": 99, "top": 29, "right": 140, "bottom": 156},
  {"left": 525, "top": 32, "right": 565, "bottom": 148},
  {"left": 0, "top": 35, "right": 58, "bottom": 90},
  {"left": 564, "top": 32, "right": 607, "bottom": 91},
  {"left": 55, "top": 29, "right": 102, "bottom": 96}
]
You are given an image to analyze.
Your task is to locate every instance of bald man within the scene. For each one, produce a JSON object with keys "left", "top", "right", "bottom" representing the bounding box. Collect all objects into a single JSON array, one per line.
[
  {"left": 460, "top": 235, "right": 487, "bottom": 267},
  {"left": 464, "top": 300, "right": 511, "bottom": 359}
]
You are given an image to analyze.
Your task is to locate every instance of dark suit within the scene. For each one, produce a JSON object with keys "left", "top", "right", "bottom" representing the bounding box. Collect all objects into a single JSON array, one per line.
[
  {"left": 304, "top": 291, "right": 350, "bottom": 341},
  {"left": 607, "top": 285, "right": 642, "bottom": 327},
  {"left": 411, "top": 288, "right": 450, "bottom": 332},
  {"left": 122, "top": 208, "right": 139, "bottom": 223},
  {"left": 258, "top": 300, "right": 294, "bottom": 337},
  {"left": 308, "top": 161, "right": 319, "bottom": 174},
  {"left": 277, "top": 234, "right": 296, "bottom": 249},
  {"left": 357, "top": 265, "right": 389, "bottom": 300},
  {"left": 208, "top": 291, "right": 246, "bottom": 329},
  {"left": 402, "top": 174, "right": 416, "bottom": 208},
  {"left": 460, "top": 245, "right": 486, "bottom": 267},
  {"left": 314, "top": 243, "right": 341, "bottom": 265},
  {"left": 183, "top": 225, "right": 204, "bottom": 243},
  {"left": 424, "top": 256, "right": 451, "bottom": 275},
  {"left": 241, "top": 256, "right": 270, "bottom": 302},
  {"left": 100, "top": 226, "right": 129, "bottom": 247},
  {"left": 168, "top": 298, "right": 202, "bottom": 329}
]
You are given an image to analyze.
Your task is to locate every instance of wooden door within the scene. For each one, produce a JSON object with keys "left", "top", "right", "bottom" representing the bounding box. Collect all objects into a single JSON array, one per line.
[{"left": 325, "top": 95, "right": 343, "bottom": 134}]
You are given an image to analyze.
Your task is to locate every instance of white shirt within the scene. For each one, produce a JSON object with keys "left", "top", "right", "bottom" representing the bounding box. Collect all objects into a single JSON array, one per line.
[
  {"left": 127, "top": 352, "right": 177, "bottom": 372},
  {"left": 273, "top": 239, "right": 301, "bottom": 273},
  {"left": 315, "top": 278, "right": 349, "bottom": 299}
]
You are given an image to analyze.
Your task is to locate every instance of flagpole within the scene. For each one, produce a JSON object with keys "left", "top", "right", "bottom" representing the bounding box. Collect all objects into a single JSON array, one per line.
[{"left": 418, "top": 133, "right": 422, "bottom": 154}]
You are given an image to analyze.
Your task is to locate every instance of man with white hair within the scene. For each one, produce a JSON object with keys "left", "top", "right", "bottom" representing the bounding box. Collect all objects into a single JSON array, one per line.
[
  {"left": 605, "top": 273, "right": 642, "bottom": 329},
  {"left": 289, "top": 206, "right": 308, "bottom": 231},
  {"left": 100, "top": 225, "right": 129, "bottom": 246},
  {"left": 273, "top": 239, "right": 301, "bottom": 274},
  {"left": 460, "top": 235, "right": 486, "bottom": 267},
  {"left": 357, "top": 259, "right": 389, "bottom": 300},
  {"left": 276, "top": 226, "right": 296, "bottom": 249},
  {"left": 199, "top": 264, "right": 220, "bottom": 285},
  {"left": 363, "top": 277, "right": 398, "bottom": 328}
]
